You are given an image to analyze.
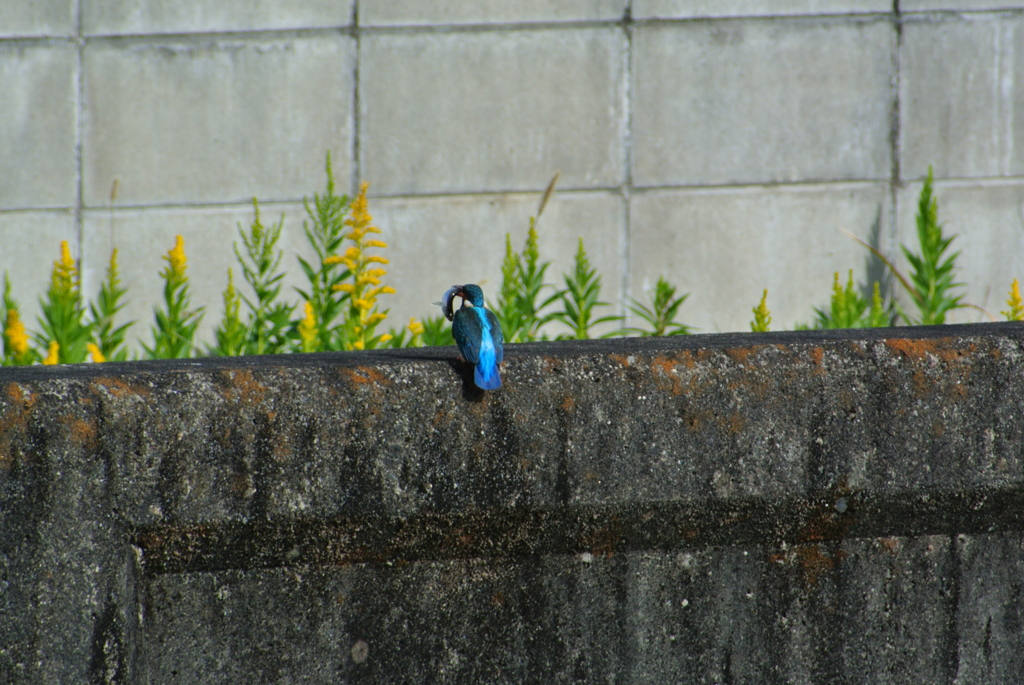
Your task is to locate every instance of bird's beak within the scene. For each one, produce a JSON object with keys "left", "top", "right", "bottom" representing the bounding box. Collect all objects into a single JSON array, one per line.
[{"left": 434, "top": 285, "right": 461, "bottom": 321}]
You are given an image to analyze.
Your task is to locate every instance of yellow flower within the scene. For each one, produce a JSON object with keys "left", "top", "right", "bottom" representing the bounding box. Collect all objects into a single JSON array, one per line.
[
  {"left": 378, "top": 333, "right": 392, "bottom": 344},
  {"left": 329, "top": 179, "right": 396, "bottom": 349},
  {"left": 380, "top": 286, "right": 396, "bottom": 295},
  {"left": 43, "top": 341, "right": 59, "bottom": 365},
  {"left": 298, "top": 301, "right": 318, "bottom": 350},
  {"left": 751, "top": 289, "right": 771, "bottom": 332},
  {"left": 4, "top": 308, "right": 29, "bottom": 357},
  {"left": 323, "top": 255, "right": 346, "bottom": 266},
  {"left": 166, "top": 235, "right": 187, "bottom": 277},
  {"left": 51, "top": 240, "right": 78, "bottom": 298},
  {"left": 1003, "top": 279, "right": 1024, "bottom": 321},
  {"left": 59, "top": 240, "right": 74, "bottom": 269},
  {"left": 87, "top": 343, "right": 106, "bottom": 363},
  {"left": 58, "top": 241, "right": 75, "bottom": 285},
  {"left": 408, "top": 318, "right": 425, "bottom": 336},
  {"left": 345, "top": 181, "right": 373, "bottom": 225}
]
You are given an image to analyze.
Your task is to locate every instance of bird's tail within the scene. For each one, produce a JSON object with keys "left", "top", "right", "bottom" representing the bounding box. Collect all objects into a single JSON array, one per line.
[{"left": 475, "top": 363, "right": 501, "bottom": 390}]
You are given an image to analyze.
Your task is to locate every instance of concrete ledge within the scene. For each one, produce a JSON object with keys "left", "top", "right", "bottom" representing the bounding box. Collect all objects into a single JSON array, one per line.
[{"left": 2, "top": 323, "right": 1024, "bottom": 682}]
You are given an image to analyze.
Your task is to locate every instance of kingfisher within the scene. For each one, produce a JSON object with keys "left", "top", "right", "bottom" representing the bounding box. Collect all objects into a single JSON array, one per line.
[{"left": 438, "top": 284, "right": 504, "bottom": 390}]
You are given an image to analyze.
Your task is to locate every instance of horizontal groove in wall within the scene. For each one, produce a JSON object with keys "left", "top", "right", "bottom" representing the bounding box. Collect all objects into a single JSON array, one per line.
[
  {"left": 6, "top": 9, "right": 1024, "bottom": 45},
  {"left": 136, "top": 483, "right": 1024, "bottom": 575},
  {"left": 10, "top": 175, "right": 1017, "bottom": 215}
]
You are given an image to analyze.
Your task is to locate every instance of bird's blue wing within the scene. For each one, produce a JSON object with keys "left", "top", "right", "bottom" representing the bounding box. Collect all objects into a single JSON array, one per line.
[
  {"left": 485, "top": 308, "right": 504, "bottom": 364},
  {"left": 452, "top": 308, "right": 483, "bottom": 364}
]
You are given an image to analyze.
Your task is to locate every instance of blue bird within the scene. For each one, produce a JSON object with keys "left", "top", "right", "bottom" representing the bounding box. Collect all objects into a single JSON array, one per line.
[{"left": 445, "top": 284, "right": 504, "bottom": 390}]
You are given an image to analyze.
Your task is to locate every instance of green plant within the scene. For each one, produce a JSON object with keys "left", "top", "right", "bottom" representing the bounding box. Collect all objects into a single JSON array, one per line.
[
  {"left": 494, "top": 219, "right": 556, "bottom": 342},
  {"left": 212, "top": 268, "right": 246, "bottom": 357},
  {"left": 229, "top": 198, "right": 295, "bottom": 355},
  {"left": 384, "top": 317, "right": 432, "bottom": 349},
  {"left": 849, "top": 168, "right": 964, "bottom": 325},
  {"left": 622, "top": 276, "right": 692, "bottom": 336},
  {"left": 494, "top": 233, "right": 527, "bottom": 342},
  {"left": 1003, "top": 279, "right": 1024, "bottom": 321},
  {"left": 295, "top": 152, "right": 352, "bottom": 351},
  {"left": 90, "top": 248, "right": 133, "bottom": 361},
  {"left": 144, "top": 235, "right": 204, "bottom": 359},
  {"left": 12, "top": 154, "right": 1015, "bottom": 367},
  {"left": 36, "top": 241, "right": 92, "bottom": 364},
  {"left": 901, "top": 168, "right": 964, "bottom": 324},
  {"left": 806, "top": 271, "right": 889, "bottom": 329},
  {"left": 492, "top": 174, "right": 561, "bottom": 343},
  {"left": 418, "top": 314, "right": 453, "bottom": 347},
  {"left": 751, "top": 290, "right": 771, "bottom": 332},
  {"left": 544, "top": 238, "right": 622, "bottom": 340}
]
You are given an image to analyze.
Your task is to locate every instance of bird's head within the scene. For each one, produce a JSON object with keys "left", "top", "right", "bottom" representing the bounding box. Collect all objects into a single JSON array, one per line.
[
  {"left": 436, "top": 285, "right": 460, "bottom": 321},
  {"left": 458, "top": 284, "right": 486, "bottom": 308},
  {"left": 435, "top": 284, "right": 486, "bottom": 320}
]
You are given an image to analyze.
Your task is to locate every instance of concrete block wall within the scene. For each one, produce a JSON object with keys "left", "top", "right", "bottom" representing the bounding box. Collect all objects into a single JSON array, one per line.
[
  {"left": 1, "top": 2, "right": 1023, "bottom": 345},
  {"left": 3, "top": 323, "right": 1024, "bottom": 682}
]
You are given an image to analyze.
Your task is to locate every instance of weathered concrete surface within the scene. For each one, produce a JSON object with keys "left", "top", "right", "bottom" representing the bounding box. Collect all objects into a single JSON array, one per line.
[{"left": 2, "top": 323, "right": 1024, "bottom": 683}]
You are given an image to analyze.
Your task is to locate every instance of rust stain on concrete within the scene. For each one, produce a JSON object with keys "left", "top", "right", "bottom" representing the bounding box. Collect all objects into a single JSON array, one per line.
[
  {"left": 342, "top": 366, "right": 390, "bottom": 387},
  {"left": 651, "top": 355, "right": 702, "bottom": 395},
  {"left": 727, "top": 373, "right": 775, "bottom": 401},
  {"left": 885, "top": 337, "right": 975, "bottom": 364},
  {"left": 0, "top": 383, "right": 36, "bottom": 469},
  {"left": 220, "top": 369, "right": 267, "bottom": 406},
  {"left": 768, "top": 543, "right": 845, "bottom": 588},
  {"left": 677, "top": 350, "right": 696, "bottom": 369},
  {"left": 912, "top": 370, "right": 932, "bottom": 399},
  {"left": 725, "top": 345, "right": 764, "bottom": 366},
  {"left": 5, "top": 382, "right": 36, "bottom": 409},
  {"left": 63, "top": 416, "right": 98, "bottom": 448},
  {"left": 796, "top": 544, "right": 843, "bottom": 587},
  {"left": 846, "top": 341, "right": 869, "bottom": 357},
  {"left": 91, "top": 376, "right": 151, "bottom": 399},
  {"left": 650, "top": 356, "right": 677, "bottom": 376}
]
